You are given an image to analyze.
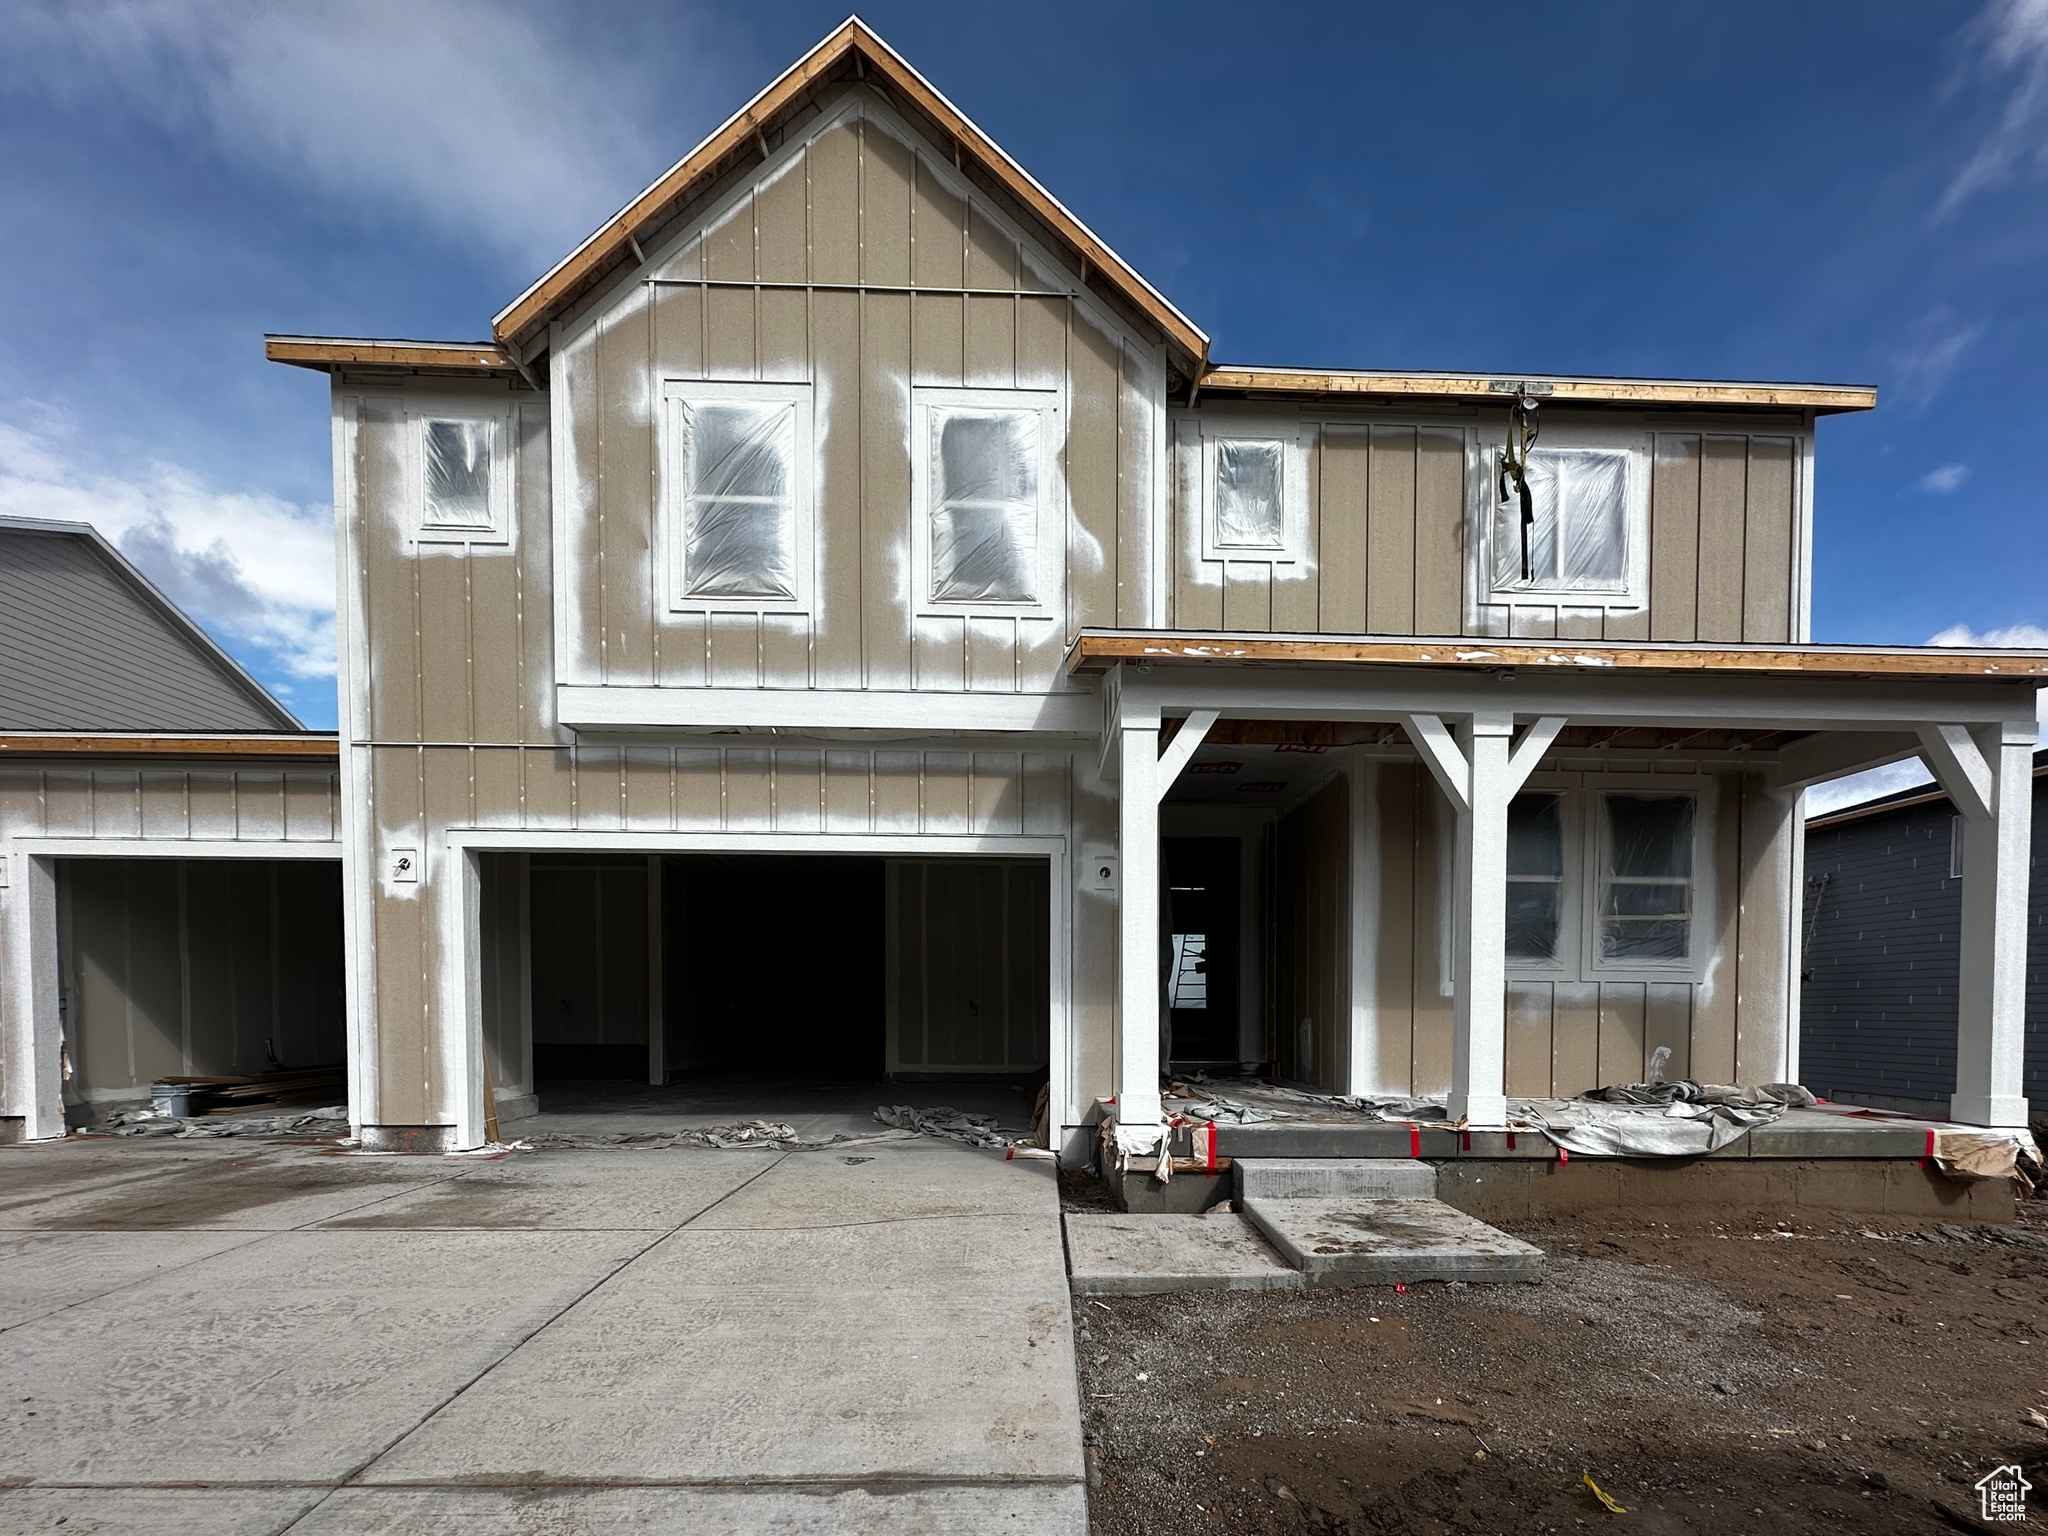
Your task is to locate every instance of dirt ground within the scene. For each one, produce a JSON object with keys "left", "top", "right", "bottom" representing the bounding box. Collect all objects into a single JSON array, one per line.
[{"left": 1070, "top": 1188, "right": 2048, "bottom": 1535}]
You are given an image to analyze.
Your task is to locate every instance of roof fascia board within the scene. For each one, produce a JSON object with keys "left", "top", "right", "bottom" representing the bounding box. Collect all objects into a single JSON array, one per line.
[
  {"left": 491, "top": 17, "right": 1207, "bottom": 368},
  {"left": 0, "top": 733, "right": 339, "bottom": 759},
  {"left": 1063, "top": 629, "right": 2048, "bottom": 680},
  {"left": 1197, "top": 367, "right": 1877, "bottom": 415},
  {"left": 0, "top": 515, "right": 305, "bottom": 732},
  {"left": 266, "top": 336, "right": 518, "bottom": 378}
]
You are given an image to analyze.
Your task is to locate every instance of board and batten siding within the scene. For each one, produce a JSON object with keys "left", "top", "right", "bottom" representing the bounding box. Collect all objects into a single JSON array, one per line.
[
  {"left": 1365, "top": 762, "right": 1797, "bottom": 1099},
  {"left": 549, "top": 87, "right": 1164, "bottom": 703},
  {"left": 1168, "top": 415, "right": 1808, "bottom": 644}
]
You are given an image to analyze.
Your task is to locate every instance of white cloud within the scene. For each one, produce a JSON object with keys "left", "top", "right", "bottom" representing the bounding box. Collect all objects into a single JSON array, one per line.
[
  {"left": 0, "top": 415, "right": 333, "bottom": 681},
  {"left": 0, "top": 0, "right": 692, "bottom": 268},
  {"left": 1810, "top": 617, "right": 2048, "bottom": 815},
  {"left": 1889, "top": 309, "right": 1984, "bottom": 408},
  {"left": 1940, "top": 0, "right": 2048, "bottom": 218},
  {"left": 1918, "top": 461, "right": 1970, "bottom": 493}
]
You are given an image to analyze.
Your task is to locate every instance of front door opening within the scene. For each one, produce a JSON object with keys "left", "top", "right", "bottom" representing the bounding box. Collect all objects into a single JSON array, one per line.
[{"left": 1164, "top": 836, "right": 1241, "bottom": 1068}]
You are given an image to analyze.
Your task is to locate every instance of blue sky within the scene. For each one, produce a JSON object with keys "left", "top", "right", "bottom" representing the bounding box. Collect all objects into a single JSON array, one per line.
[{"left": 1, "top": 1, "right": 2043, "bottom": 804}]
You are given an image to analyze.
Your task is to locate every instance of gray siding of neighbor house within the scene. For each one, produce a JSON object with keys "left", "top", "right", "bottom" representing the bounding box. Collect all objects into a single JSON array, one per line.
[
  {"left": 0, "top": 524, "right": 297, "bottom": 732},
  {"left": 1800, "top": 776, "right": 2048, "bottom": 1108}
]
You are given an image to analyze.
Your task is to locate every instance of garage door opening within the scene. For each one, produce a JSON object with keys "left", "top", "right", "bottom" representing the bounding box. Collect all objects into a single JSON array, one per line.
[
  {"left": 55, "top": 857, "right": 346, "bottom": 1126},
  {"left": 496, "top": 852, "right": 1051, "bottom": 1123}
]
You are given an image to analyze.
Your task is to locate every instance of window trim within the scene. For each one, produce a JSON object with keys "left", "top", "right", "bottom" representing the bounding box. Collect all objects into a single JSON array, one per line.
[
  {"left": 1501, "top": 774, "right": 1715, "bottom": 985},
  {"left": 1198, "top": 417, "right": 1309, "bottom": 566},
  {"left": 406, "top": 402, "right": 514, "bottom": 547},
  {"left": 1469, "top": 426, "right": 1650, "bottom": 615},
  {"left": 911, "top": 385, "right": 1063, "bottom": 621},
  {"left": 658, "top": 378, "right": 815, "bottom": 615}
]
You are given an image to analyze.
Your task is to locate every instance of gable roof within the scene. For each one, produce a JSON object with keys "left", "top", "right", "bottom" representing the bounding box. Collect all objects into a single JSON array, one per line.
[
  {"left": 489, "top": 15, "right": 1208, "bottom": 376},
  {"left": 0, "top": 517, "right": 304, "bottom": 734}
]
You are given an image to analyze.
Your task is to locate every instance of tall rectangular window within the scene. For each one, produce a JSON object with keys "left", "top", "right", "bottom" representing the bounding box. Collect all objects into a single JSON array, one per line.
[
  {"left": 1215, "top": 440, "right": 1284, "bottom": 548},
  {"left": 1597, "top": 793, "right": 1695, "bottom": 962},
  {"left": 424, "top": 420, "right": 493, "bottom": 528},
  {"left": 1505, "top": 793, "right": 1565, "bottom": 962},
  {"left": 681, "top": 400, "right": 797, "bottom": 600},
  {"left": 930, "top": 406, "right": 1040, "bottom": 604},
  {"left": 1492, "top": 446, "right": 1630, "bottom": 593}
]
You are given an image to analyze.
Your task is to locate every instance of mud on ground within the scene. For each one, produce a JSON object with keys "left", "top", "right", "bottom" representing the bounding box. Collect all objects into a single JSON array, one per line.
[{"left": 1073, "top": 1200, "right": 2048, "bottom": 1534}]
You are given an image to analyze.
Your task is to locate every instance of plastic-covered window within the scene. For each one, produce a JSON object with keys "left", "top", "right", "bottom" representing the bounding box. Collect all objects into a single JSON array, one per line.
[
  {"left": 1598, "top": 794, "right": 1694, "bottom": 962},
  {"left": 1215, "top": 440, "right": 1284, "bottom": 547},
  {"left": 424, "top": 420, "right": 492, "bottom": 527},
  {"left": 931, "top": 408, "right": 1039, "bottom": 603},
  {"left": 1493, "top": 447, "right": 1629, "bottom": 592},
  {"left": 683, "top": 401, "right": 797, "bottom": 600},
  {"left": 1505, "top": 793, "right": 1565, "bottom": 963}
]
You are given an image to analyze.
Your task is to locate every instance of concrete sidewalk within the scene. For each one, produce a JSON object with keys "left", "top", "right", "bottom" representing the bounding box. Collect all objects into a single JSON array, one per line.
[{"left": 0, "top": 1134, "right": 1084, "bottom": 1534}]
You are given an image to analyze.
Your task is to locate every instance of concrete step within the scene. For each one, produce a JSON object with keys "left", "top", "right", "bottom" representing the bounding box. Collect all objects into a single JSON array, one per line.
[
  {"left": 1065, "top": 1212, "right": 1302, "bottom": 1295},
  {"left": 1240, "top": 1196, "right": 1545, "bottom": 1287},
  {"left": 1234, "top": 1157, "right": 1437, "bottom": 1200}
]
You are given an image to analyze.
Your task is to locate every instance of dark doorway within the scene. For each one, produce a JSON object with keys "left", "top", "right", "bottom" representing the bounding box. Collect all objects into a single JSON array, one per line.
[
  {"left": 528, "top": 855, "right": 651, "bottom": 1081},
  {"left": 665, "top": 854, "right": 888, "bottom": 1078},
  {"left": 1164, "top": 837, "right": 1241, "bottom": 1066}
]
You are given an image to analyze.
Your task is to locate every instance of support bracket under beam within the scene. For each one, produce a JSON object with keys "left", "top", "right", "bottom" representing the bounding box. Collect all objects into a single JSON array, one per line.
[
  {"left": 1154, "top": 710, "right": 1220, "bottom": 800},
  {"left": 1918, "top": 724, "right": 1995, "bottom": 823},
  {"left": 1403, "top": 713, "right": 1470, "bottom": 812},
  {"left": 1505, "top": 716, "right": 1568, "bottom": 795}
]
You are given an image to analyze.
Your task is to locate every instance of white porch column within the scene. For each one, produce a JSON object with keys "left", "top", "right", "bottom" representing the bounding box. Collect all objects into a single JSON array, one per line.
[
  {"left": 0, "top": 854, "right": 64, "bottom": 1141},
  {"left": 1113, "top": 705, "right": 1219, "bottom": 1151},
  {"left": 1406, "top": 712, "right": 1566, "bottom": 1130},
  {"left": 1924, "top": 722, "right": 2036, "bottom": 1128}
]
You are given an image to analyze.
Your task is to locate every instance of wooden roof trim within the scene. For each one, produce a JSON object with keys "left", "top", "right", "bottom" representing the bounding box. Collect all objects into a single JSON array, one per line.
[
  {"left": 1196, "top": 367, "right": 1878, "bottom": 415},
  {"left": 489, "top": 17, "right": 1208, "bottom": 366},
  {"left": 265, "top": 336, "right": 518, "bottom": 376},
  {"left": 0, "top": 733, "right": 340, "bottom": 759},
  {"left": 1065, "top": 631, "right": 2048, "bottom": 680}
]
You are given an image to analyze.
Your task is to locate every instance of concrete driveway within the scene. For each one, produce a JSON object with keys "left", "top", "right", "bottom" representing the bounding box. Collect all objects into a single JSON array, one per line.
[{"left": 0, "top": 1132, "right": 1084, "bottom": 1534}]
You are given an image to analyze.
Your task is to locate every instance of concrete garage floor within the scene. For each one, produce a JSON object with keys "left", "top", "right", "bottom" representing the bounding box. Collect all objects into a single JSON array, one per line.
[
  {"left": 522, "top": 1069, "right": 1036, "bottom": 1141},
  {"left": 0, "top": 1130, "right": 1084, "bottom": 1534}
]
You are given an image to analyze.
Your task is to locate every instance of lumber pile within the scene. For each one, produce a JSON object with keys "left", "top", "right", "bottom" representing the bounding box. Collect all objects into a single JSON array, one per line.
[{"left": 151, "top": 1068, "right": 345, "bottom": 1117}]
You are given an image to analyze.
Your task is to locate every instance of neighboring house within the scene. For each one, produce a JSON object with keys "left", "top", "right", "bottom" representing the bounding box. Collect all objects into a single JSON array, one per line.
[
  {"left": 1802, "top": 752, "right": 2048, "bottom": 1122},
  {"left": 6, "top": 20, "right": 2042, "bottom": 1157},
  {"left": 0, "top": 517, "right": 342, "bottom": 1133}
]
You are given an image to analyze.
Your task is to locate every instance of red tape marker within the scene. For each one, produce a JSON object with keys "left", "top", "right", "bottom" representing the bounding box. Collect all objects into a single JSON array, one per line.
[
  {"left": 1460, "top": 1130, "right": 1471, "bottom": 1152},
  {"left": 1205, "top": 1122, "right": 1218, "bottom": 1173},
  {"left": 1923, "top": 1126, "right": 1937, "bottom": 1169},
  {"left": 1408, "top": 1123, "right": 1421, "bottom": 1159},
  {"left": 1558, "top": 1145, "right": 1570, "bottom": 1165},
  {"left": 1507, "top": 1131, "right": 1518, "bottom": 1151}
]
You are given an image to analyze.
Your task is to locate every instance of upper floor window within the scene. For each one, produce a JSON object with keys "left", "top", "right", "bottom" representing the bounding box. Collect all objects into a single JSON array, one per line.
[
  {"left": 1491, "top": 447, "right": 1631, "bottom": 595},
  {"left": 913, "top": 387, "right": 1060, "bottom": 618},
  {"left": 407, "top": 405, "right": 512, "bottom": 546},
  {"left": 661, "top": 381, "right": 813, "bottom": 612},
  {"left": 1502, "top": 782, "right": 1707, "bottom": 981},
  {"left": 1197, "top": 420, "right": 1306, "bottom": 564}
]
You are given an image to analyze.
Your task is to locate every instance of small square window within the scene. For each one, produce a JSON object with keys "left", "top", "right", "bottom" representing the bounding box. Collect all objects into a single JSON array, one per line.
[
  {"left": 930, "top": 407, "right": 1040, "bottom": 603},
  {"left": 424, "top": 420, "right": 493, "bottom": 528},
  {"left": 1215, "top": 440, "right": 1284, "bottom": 549},
  {"left": 1493, "top": 447, "right": 1631, "bottom": 594},
  {"left": 682, "top": 400, "right": 797, "bottom": 600},
  {"left": 408, "top": 408, "right": 511, "bottom": 545}
]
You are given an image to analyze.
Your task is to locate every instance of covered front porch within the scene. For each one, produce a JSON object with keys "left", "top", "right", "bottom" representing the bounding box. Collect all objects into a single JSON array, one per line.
[{"left": 1075, "top": 632, "right": 2048, "bottom": 1160}]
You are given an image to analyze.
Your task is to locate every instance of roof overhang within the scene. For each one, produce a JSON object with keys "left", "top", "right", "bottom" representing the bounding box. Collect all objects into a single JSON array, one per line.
[
  {"left": 1066, "top": 631, "right": 2048, "bottom": 681},
  {"left": 1192, "top": 368, "right": 1877, "bottom": 415},
  {"left": 266, "top": 336, "right": 522, "bottom": 380},
  {"left": 0, "top": 733, "right": 340, "bottom": 759},
  {"left": 489, "top": 16, "right": 1209, "bottom": 376}
]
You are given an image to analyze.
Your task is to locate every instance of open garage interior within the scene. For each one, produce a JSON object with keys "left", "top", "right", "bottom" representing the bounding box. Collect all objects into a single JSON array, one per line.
[
  {"left": 55, "top": 857, "right": 347, "bottom": 1124},
  {"left": 478, "top": 851, "right": 1053, "bottom": 1124}
]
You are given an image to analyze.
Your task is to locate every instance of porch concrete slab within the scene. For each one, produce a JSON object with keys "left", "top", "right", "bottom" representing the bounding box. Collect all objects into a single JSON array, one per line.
[
  {"left": 0, "top": 1230, "right": 264, "bottom": 1331},
  {"left": 1215, "top": 1123, "right": 1454, "bottom": 1160},
  {"left": 314, "top": 1147, "right": 780, "bottom": 1231},
  {"left": 1242, "top": 1196, "right": 1546, "bottom": 1287},
  {"left": 362, "top": 1141, "right": 1081, "bottom": 1487},
  {"left": 1235, "top": 1157, "right": 1436, "bottom": 1199},
  {"left": 0, "top": 1229, "right": 635, "bottom": 1485},
  {"left": 1065, "top": 1212, "right": 1302, "bottom": 1295},
  {"left": 0, "top": 1139, "right": 258, "bottom": 1215},
  {"left": 1, "top": 1148, "right": 466, "bottom": 1232},
  {"left": 0, "top": 1486, "right": 324, "bottom": 1535},
  {"left": 290, "top": 1482, "right": 1087, "bottom": 1534},
  {"left": 1745, "top": 1120, "right": 1933, "bottom": 1158}
]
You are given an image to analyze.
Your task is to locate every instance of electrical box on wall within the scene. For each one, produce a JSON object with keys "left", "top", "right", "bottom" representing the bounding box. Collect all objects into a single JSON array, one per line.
[
  {"left": 1084, "top": 852, "right": 1118, "bottom": 895},
  {"left": 388, "top": 848, "right": 419, "bottom": 884}
]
